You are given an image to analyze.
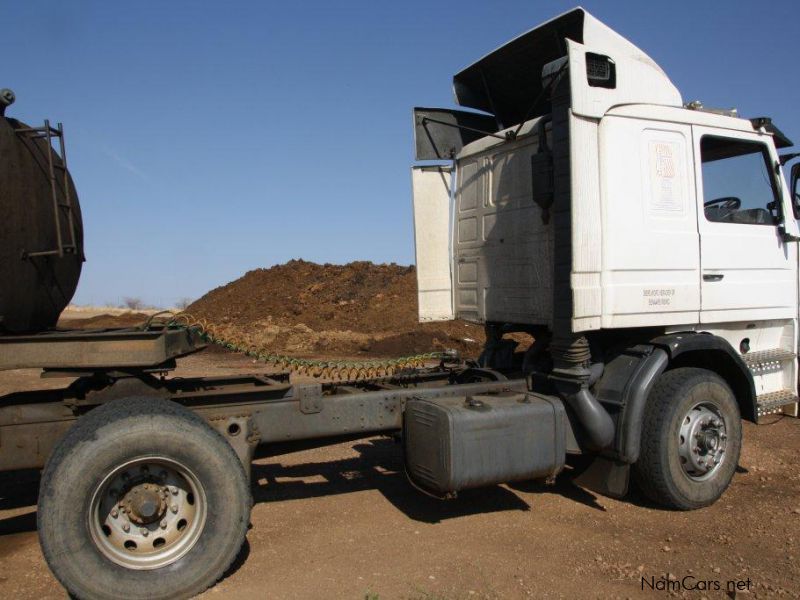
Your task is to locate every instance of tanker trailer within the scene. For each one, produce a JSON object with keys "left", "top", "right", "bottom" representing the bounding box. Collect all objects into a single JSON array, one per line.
[{"left": 0, "top": 88, "right": 83, "bottom": 333}]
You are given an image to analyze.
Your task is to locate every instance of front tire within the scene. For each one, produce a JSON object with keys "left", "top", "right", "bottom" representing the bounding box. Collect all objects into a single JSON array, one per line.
[
  {"left": 38, "top": 397, "right": 251, "bottom": 600},
  {"left": 633, "top": 368, "right": 742, "bottom": 510}
]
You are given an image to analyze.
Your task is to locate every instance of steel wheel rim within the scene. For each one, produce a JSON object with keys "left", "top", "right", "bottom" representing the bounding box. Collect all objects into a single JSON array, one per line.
[
  {"left": 677, "top": 401, "right": 728, "bottom": 481},
  {"left": 88, "top": 456, "right": 207, "bottom": 570}
]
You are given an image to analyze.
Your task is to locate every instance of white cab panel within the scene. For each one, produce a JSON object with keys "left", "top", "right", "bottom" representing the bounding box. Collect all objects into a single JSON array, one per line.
[
  {"left": 599, "top": 115, "right": 700, "bottom": 328},
  {"left": 567, "top": 37, "right": 681, "bottom": 121},
  {"left": 412, "top": 166, "right": 454, "bottom": 322},
  {"left": 570, "top": 114, "right": 603, "bottom": 332}
]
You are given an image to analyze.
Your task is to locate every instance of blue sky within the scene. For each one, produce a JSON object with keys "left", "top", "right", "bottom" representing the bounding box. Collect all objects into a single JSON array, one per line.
[{"left": 3, "top": 1, "right": 797, "bottom": 307}]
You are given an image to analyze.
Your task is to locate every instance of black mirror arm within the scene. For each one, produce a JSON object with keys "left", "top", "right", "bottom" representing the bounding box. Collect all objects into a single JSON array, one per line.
[{"left": 781, "top": 229, "right": 800, "bottom": 242}]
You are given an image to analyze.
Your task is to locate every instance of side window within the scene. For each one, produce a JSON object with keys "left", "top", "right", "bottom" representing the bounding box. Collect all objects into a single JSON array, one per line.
[{"left": 700, "top": 136, "right": 779, "bottom": 225}]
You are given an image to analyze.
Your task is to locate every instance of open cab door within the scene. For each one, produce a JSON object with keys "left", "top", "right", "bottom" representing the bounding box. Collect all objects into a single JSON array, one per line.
[
  {"left": 412, "top": 164, "right": 454, "bottom": 322},
  {"left": 411, "top": 107, "right": 499, "bottom": 323}
]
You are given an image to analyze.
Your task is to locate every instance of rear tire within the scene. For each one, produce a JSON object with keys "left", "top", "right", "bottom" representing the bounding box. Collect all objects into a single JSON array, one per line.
[
  {"left": 38, "top": 397, "right": 251, "bottom": 600},
  {"left": 633, "top": 368, "right": 741, "bottom": 510}
]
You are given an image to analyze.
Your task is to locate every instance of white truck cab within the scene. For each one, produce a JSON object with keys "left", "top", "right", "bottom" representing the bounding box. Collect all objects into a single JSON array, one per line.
[{"left": 412, "top": 7, "right": 799, "bottom": 508}]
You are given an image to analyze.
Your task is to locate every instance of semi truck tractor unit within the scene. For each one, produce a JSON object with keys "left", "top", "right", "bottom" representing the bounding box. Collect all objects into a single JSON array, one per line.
[{"left": 1, "top": 7, "right": 798, "bottom": 599}]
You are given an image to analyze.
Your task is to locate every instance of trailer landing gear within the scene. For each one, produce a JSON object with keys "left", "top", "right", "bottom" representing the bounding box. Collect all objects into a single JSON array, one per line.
[{"left": 37, "top": 397, "right": 251, "bottom": 600}]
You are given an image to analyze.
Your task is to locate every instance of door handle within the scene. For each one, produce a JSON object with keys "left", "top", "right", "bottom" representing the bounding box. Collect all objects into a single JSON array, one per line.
[{"left": 703, "top": 273, "right": 724, "bottom": 282}]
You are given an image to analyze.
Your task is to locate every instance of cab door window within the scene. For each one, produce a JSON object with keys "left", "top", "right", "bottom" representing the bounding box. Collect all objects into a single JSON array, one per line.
[{"left": 700, "top": 136, "right": 779, "bottom": 225}]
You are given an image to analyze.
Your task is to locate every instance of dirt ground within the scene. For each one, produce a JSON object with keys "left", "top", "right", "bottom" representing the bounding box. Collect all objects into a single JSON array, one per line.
[{"left": 1, "top": 349, "right": 799, "bottom": 599}]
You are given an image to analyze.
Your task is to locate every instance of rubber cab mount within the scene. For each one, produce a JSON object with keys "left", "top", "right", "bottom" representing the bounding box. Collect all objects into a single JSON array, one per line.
[{"left": 37, "top": 397, "right": 252, "bottom": 600}]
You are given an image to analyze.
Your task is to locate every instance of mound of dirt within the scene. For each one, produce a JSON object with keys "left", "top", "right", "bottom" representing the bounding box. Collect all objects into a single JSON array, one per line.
[
  {"left": 58, "top": 312, "right": 153, "bottom": 330},
  {"left": 187, "top": 260, "right": 486, "bottom": 358}
]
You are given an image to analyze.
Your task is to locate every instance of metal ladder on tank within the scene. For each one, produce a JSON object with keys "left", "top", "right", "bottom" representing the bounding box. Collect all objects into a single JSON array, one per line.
[{"left": 14, "top": 120, "right": 79, "bottom": 259}]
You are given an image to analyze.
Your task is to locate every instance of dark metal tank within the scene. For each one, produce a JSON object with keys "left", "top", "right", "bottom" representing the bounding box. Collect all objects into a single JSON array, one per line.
[{"left": 0, "top": 89, "right": 84, "bottom": 333}]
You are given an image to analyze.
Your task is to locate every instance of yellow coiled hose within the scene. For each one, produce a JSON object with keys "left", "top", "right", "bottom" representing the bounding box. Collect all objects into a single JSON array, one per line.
[{"left": 153, "top": 312, "right": 445, "bottom": 380}]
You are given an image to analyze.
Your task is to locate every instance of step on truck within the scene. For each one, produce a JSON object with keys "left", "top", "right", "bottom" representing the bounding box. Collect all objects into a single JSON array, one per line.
[{"left": 1, "top": 7, "right": 798, "bottom": 599}]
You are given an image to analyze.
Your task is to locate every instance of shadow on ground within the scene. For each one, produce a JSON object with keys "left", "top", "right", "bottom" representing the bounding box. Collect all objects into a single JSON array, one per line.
[
  {"left": 0, "top": 469, "right": 40, "bottom": 536},
  {"left": 250, "top": 438, "right": 609, "bottom": 523},
  {"left": 1, "top": 437, "right": 655, "bottom": 541}
]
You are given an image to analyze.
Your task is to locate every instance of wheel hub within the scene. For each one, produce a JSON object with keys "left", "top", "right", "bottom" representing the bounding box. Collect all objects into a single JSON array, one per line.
[
  {"left": 89, "top": 457, "right": 207, "bottom": 570},
  {"left": 122, "top": 483, "right": 168, "bottom": 525},
  {"left": 678, "top": 402, "right": 727, "bottom": 480}
]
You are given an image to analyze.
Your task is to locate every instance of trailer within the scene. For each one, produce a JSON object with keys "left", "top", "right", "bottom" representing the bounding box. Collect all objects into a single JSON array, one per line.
[{"left": 2, "top": 7, "right": 800, "bottom": 599}]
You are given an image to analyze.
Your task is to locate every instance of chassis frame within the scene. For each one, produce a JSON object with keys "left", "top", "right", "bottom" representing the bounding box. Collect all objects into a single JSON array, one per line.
[{"left": 0, "top": 326, "right": 528, "bottom": 473}]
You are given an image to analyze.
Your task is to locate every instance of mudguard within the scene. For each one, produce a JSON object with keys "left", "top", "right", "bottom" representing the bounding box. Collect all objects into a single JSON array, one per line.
[
  {"left": 595, "top": 333, "right": 756, "bottom": 466},
  {"left": 594, "top": 345, "right": 669, "bottom": 465},
  {"left": 582, "top": 332, "right": 756, "bottom": 499},
  {"left": 650, "top": 332, "right": 757, "bottom": 422}
]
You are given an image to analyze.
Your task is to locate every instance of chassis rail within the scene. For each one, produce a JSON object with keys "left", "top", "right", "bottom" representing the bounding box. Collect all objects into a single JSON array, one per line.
[{"left": 0, "top": 364, "right": 527, "bottom": 472}]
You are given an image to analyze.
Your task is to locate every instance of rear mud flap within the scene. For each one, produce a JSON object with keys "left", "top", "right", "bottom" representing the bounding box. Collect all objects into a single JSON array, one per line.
[{"left": 573, "top": 456, "right": 630, "bottom": 499}]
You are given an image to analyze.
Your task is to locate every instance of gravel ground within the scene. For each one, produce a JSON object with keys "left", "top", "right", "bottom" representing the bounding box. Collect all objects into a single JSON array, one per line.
[{"left": 1, "top": 351, "right": 799, "bottom": 599}]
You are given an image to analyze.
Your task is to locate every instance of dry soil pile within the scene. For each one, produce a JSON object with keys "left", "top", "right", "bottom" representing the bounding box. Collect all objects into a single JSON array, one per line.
[{"left": 186, "top": 260, "right": 485, "bottom": 358}]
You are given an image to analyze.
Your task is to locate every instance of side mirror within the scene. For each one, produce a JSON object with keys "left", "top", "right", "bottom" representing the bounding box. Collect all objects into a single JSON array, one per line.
[{"left": 791, "top": 162, "right": 800, "bottom": 220}]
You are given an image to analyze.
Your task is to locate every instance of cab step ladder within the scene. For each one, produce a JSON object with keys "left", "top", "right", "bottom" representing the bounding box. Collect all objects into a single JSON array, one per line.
[{"left": 743, "top": 349, "right": 799, "bottom": 420}]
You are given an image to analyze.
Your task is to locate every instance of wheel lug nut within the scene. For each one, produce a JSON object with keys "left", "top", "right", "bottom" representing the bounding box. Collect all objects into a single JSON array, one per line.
[
  {"left": 169, "top": 486, "right": 178, "bottom": 495},
  {"left": 122, "top": 523, "right": 130, "bottom": 532},
  {"left": 160, "top": 520, "right": 168, "bottom": 529},
  {"left": 111, "top": 509, "right": 119, "bottom": 518},
  {"left": 140, "top": 528, "right": 148, "bottom": 537},
  {"left": 171, "top": 504, "right": 178, "bottom": 513}
]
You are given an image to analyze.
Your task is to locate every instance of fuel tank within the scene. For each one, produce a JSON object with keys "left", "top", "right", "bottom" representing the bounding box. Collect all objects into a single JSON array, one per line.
[{"left": 0, "top": 90, "right": 84, "bottom": 333}]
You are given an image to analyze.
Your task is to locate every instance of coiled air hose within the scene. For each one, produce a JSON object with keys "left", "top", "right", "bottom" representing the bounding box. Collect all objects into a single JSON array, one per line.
[{"left": 146, "top": 312, "right": 448, "bottom": 381}]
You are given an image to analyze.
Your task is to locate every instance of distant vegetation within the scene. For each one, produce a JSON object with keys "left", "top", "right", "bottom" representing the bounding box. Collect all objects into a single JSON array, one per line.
[{"left": 122, "top": 297, "right": 144, "bottom": 310}]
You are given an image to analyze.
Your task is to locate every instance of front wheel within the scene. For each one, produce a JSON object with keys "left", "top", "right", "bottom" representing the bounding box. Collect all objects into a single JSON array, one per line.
[
  {"left": 38, "top": 397, "right": 252, "bottom": 600},
  {"left": 633, "top": 367, "right": 742, "bottom": 510}
]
